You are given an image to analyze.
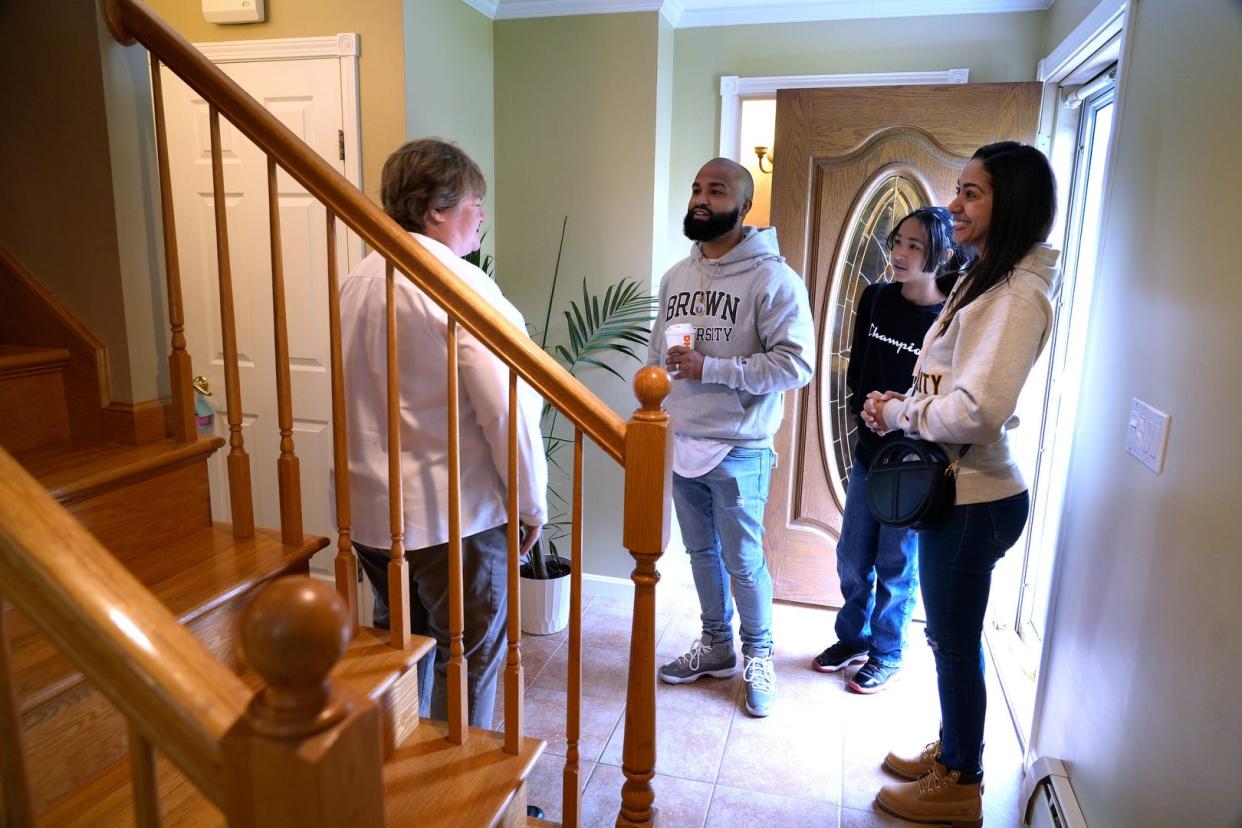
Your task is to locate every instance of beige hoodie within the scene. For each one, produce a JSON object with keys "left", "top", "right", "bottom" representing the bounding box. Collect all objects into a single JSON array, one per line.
[{"left": 881, "top": 243, "right": 1061, "bottom": 505}]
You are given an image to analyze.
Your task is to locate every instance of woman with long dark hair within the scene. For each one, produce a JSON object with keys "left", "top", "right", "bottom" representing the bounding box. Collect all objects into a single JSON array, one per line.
[{"left": 863, "top": 142, "right": 1060, "bottom": 827}]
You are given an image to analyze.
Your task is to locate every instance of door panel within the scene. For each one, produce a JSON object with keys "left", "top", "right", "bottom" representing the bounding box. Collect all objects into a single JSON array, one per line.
[
  {"left": 765, "top": 83, "right": 1041, "bottom": 606},
  {"left": 164, "top": 56, "right": 349, "bottom": 575}
]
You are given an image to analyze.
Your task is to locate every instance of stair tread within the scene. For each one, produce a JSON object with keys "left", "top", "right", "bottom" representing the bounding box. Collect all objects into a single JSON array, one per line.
[
  {"left": 12, "top": 437, "right": 225, "bottom": 503},
  {"left": 38, "top": 749, "right": 223, "bottom": 827},
  {"left": 38, "top": 719, "right": 542, "bottom": 826},
  {"left": 0, "top": 344, "right": 71, "bottom": 374},
  {"left": 332, "top": 625, "right": 436, "bottom": 698},
  {"left": 384, "top": 720, "right": 545, "bottom": 827},
  {"left": 11, "top": 523, "right": 328, "bottom": 711}
]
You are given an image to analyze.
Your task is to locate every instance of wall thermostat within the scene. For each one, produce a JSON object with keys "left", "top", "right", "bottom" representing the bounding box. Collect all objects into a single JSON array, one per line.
[{"left": 203, "top": 0, "right": 265, "bottom": 24}]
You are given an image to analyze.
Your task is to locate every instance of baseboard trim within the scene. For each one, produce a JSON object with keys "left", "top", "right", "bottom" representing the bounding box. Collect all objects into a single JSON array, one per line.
[
  {"left": 581, "top": 573, "right": 635, "bottom": 603},
  {"left": 101, "top": 398, "right": 170, "bottom": 445}
]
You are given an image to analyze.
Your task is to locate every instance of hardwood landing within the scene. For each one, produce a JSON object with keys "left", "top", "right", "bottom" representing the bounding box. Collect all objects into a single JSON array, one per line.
[{"left": 384, "top": 721, "right": 544, "bottom": 828}]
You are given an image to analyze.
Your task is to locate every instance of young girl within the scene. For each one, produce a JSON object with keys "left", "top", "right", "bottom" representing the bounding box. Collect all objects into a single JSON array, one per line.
[
  {"left": 812, "top": 207, "right": 962, "bottom": 695},
  {"left": 866, "top": 142, "right": 1059, "bottom": 827}
]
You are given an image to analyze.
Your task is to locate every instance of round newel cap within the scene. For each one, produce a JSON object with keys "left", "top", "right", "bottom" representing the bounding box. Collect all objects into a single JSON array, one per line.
[
  {"left": 634, "top": 365, "right": 671, "bottom": 411},
  {"left": 240, "top": 576, "right": 352, "bottom": 737}
]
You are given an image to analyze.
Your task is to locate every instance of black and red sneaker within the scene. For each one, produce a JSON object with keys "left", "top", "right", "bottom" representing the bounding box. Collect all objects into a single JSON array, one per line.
[
  {"left": 811, "top": 641, "right": 868, "bottom": 673},
  {"left": 848, "top": 660, "right": 899, "bottom": 694}
]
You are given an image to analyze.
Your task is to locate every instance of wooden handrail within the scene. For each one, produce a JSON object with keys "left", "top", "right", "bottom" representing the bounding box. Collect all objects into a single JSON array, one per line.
[
  {"left": 0, "top": 447, "right": 250, "bottom": 809},
  {"left": 106, "top": 0, "right": 627, "bottom": 465}
]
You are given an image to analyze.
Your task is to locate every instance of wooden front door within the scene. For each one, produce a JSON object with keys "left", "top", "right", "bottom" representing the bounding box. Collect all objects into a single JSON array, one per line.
[{"left": 764, "top": 82, "right": 1041, "bottom": 606}]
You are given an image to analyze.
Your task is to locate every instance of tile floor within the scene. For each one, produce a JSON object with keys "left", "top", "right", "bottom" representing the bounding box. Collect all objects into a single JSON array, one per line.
[{"left": 498, "top": 584, "right": 1027, "bottom": 827}]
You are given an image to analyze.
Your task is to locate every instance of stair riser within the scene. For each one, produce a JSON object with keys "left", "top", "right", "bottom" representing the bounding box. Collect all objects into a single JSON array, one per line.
[
  {"left": 66, "top": 458, "right": 213, "bottom": 566},
  {"left": 0, "top": 368, "right": 71, "bottom": 453},
  {"left": 378, "top": 658, "right": 423, "bottom": 757}
]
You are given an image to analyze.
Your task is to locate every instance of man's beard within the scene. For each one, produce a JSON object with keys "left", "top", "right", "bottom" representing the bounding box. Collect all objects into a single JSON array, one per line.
[{"left": 683, "top": 205, "right": 741, "bottom": 242}]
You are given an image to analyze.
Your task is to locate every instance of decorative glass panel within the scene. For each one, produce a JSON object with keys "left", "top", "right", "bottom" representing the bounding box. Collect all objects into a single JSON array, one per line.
[{"left": 822, "top": 173, "right": 927, "bottom": 507}]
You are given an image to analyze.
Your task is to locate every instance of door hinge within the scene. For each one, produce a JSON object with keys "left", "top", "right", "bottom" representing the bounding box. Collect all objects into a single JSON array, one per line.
[{"left": 338, "top": 129, "right": 345, "bottom": 161}]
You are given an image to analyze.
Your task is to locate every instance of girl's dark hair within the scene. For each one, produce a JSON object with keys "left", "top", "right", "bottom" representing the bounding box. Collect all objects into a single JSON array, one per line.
[
  {"left": 885, "top": 206, "right": 969, "bottom": 297},
  {"left": 937, "top": 141, "right": 1056, "bottom": 335}
]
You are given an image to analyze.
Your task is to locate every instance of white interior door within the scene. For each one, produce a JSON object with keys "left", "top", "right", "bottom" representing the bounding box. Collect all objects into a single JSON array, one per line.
[{"left": 163, "top": 50, "right": 356, "bottom": 576}]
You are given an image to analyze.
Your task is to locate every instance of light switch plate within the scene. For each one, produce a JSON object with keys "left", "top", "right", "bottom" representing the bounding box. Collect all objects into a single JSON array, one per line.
[{"left": 1125, "top": 398, "right": 1170, "bottom": 474}]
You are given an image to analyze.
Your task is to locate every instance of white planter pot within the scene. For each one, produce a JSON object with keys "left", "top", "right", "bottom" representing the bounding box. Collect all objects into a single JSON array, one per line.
[{"left": 519, "top": 571, "right": 571, "bottom": 635}]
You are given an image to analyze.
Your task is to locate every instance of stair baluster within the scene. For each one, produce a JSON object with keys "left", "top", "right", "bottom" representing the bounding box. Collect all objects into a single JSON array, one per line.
[
  {"left": 149, "top": 57, "right": 195, "bottom": 443},
  {"left": 0, "top": 595, "right": 35, "bottom": 827},
  {"left": 327, "top": 210, "right": 359, "bottom": 635},
  {"left": 617, "top": 366, "right": 672, "bottom": 827},
  {"left": 445, "top": 318, "right": 468, "bottom": 743},
  {"left": 384, "top": 261, "right": 411, "bottom": 650},
  {"left": 504, "top": 369, "right": 524, "bottom": 755},
  {"left": 267, "top": 156, "right": 304, "bottom": 547},
  {"left": 564, "top": 427, "right": 585, "bottom": 827},
  {"left": 207, "top": 105, "right": 255, "bottom": 539},
  {"left": 127, "top": 721, "right": 161, "bottom": 828}
]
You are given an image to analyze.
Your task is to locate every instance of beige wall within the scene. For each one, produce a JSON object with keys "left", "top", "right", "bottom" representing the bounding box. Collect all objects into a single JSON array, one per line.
[
  {"left": 0, "top": 0, "right": 139, "bottom": 401},
  {"left": 663, "top": 12, "right": 1044, "bottom": 269},
  {"left": 1032, "top": 0, "right": 1242, "bottom": 824},
  {"left": 403, "top": 0, "right": 496, "bottom": 258},
  {"left": 146, "top": 0, "right": 406, "bottom": 204},
  {"left": 495, "top": 12, "right": 664, "bottom": 581}
]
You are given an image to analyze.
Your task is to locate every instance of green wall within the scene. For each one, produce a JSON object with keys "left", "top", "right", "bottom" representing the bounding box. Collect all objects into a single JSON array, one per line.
[
  {"left": 1031, "top": 0, "right": 1242, "bottom": 824},
  {"left": 403, "top": 0, "right": 496, "bottom": 259},
  {"left": 494, "top": 12, "right": 664, "bottom": 582},
  {"left": 662, "top": 11, "right": 1045, "bottom": 268}
]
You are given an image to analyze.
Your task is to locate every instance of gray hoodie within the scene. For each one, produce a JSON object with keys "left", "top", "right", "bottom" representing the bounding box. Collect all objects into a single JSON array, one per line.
[
  {"left": 648, "top": 226, "right": 815, "bottom": 448},
  {"left": 881, "top": 243, "right": 1062, "bottom": 504}
]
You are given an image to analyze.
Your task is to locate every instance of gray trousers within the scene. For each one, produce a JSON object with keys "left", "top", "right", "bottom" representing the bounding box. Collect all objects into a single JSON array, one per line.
[{"left": 354, "top": 524, "right": 509, "bottom": 730}]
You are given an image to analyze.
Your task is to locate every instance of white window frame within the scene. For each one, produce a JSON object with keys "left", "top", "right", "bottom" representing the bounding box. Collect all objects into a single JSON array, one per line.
[{"left": 1018, "top": 0, "right": 1135, "bottom": 770}]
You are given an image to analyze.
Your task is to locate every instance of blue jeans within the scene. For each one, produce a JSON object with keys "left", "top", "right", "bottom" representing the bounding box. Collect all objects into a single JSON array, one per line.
[
  {"left": 917, "top": 491, "right": 1030, "bottom": 783},
  {"left": 673, "top": 447, "right": 775, "bottom": 651},
  {"left": 835, "top": 462, "right": 919, "bottom": 667}
]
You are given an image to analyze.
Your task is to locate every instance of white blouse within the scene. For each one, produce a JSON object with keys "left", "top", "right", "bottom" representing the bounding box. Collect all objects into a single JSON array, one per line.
[{"left": 332, "top": 233, "right": 548, "bottom": 550}]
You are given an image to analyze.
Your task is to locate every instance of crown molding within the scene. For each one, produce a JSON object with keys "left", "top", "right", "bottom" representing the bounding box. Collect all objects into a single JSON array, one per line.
[
  {"left": 461, "top": 0, "right": 501, "bottom": 16},
  {"left": 483, "top": 0, "right": 1052, "bottom": 26},
  {"left": 493, "top": 0, "right": 662, "bottom": 19}
]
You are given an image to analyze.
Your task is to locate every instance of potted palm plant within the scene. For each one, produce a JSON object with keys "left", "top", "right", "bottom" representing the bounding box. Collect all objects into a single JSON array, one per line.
[{"left": 518, "top": 218, "right": 657, "bottom": 634}]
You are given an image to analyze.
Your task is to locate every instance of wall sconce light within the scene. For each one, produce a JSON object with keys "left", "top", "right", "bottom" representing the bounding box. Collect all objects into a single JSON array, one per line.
[{"left": 754, "top": 146, "right": 774, "bottom": 174}]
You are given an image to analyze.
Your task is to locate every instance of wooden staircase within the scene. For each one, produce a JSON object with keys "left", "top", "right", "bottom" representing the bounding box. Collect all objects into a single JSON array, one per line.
[
  {"left": 1, "top": 1, "right": 675, "bottom": 824},
  {"left": 0, "top": 340, "right": 546, "bottom": 825}
]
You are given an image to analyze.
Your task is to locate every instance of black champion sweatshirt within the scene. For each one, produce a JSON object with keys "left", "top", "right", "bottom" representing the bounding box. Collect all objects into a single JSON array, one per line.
[{"left": 847, "top": 282, "right": 944, "bottom": 466}]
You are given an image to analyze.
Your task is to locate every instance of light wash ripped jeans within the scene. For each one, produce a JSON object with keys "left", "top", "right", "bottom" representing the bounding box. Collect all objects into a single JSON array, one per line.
[{"left": 672, "top": 446, "right": 775, "bottom": 651}]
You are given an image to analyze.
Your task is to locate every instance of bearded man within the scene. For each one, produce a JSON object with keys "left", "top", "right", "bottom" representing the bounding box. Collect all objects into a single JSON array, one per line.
[{"left": 649, "top": 158, "right": 815, "bottom": 717}]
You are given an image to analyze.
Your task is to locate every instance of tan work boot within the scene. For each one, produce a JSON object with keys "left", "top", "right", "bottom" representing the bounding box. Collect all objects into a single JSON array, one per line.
[
  {"left": 875, "top": 761, "right": 983, "bottom": 828},
  {"left": 883, "top": 739, "right": 941, "bottom": 780}
]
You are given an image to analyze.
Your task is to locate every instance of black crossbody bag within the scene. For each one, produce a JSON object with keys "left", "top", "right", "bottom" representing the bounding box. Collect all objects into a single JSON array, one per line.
[{"left": 865, "top": 432, "right": 971, "bottom": 529}]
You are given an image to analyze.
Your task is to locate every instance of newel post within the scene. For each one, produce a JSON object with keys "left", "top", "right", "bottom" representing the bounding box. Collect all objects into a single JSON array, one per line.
[
  {"left": 617, "top": 366, "right": 672, "bottom": 827},
  {"left": 223, "top": 577, "right": 384, "bottom": 827}
]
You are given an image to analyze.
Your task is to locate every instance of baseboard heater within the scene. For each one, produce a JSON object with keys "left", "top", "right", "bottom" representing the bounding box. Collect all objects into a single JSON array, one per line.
[{"left": 1022, "top": 757, "right": 1088, "bottom": 828}]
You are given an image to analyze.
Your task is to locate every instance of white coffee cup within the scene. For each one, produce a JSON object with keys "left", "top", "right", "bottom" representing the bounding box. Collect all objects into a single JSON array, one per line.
[{"left": 664, "top": 323, "right": 695, "bottom": 376}]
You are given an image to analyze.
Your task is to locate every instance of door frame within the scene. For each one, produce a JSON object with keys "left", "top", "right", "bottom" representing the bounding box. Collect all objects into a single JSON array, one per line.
[
  {"left": 717, "top": 68, "right": 970, "bottom": 161},
  {"left": 1018, "top": 0, "right": 1134, "bottom": 767},
  {"left": 187, "top": 33, "right": 366, "bottom": 271}
]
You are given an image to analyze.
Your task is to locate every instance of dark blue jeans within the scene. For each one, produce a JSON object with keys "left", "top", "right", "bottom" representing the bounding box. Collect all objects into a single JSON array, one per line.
[
  {"left": 354, "top": 524, "right": 509, "bottom": 730},
  {"left": 917, "top": 491, "right": 1029, "bottom": 784},
  {"left": 835, "top": 462, "right": 919, "bottom": 667}
]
